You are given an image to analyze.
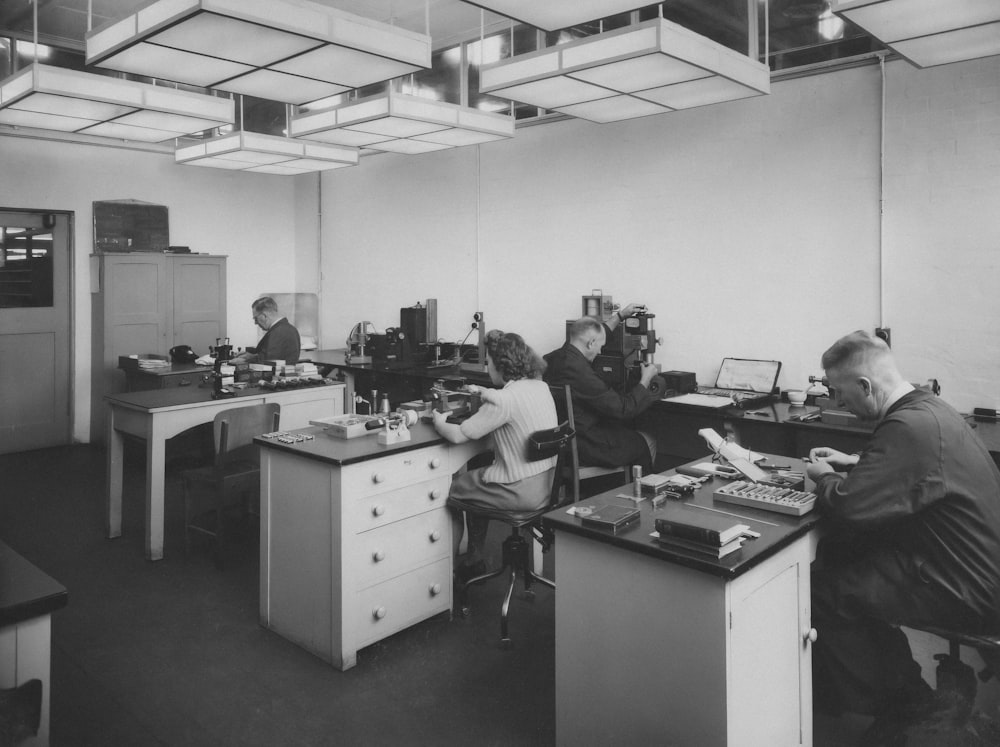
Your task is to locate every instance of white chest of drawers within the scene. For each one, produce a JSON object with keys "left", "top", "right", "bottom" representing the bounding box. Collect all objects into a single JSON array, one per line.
[{"left": 257, "top": 423, "right": 486, "bottom": 670}]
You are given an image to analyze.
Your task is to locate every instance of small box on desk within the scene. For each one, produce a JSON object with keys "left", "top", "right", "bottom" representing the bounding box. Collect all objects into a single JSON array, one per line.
[{"left": 662, "top": 371, "right": 697, "bottom": 395}]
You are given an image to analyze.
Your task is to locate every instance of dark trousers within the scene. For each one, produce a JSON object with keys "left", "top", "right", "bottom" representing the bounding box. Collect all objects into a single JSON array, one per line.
[{"left": 811, "top": 533, "right": 981, "bottom": 716}]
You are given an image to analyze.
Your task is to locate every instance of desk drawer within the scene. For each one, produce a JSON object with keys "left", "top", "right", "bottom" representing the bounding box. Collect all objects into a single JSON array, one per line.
[
  {"left": 341, "top": 445, "right": 450, "bottom": 498},
  {"left": 351, "top": 558, "right": 451, "bottom": 648},
  {"left": 350, "top": 510, "right": 451, "bottom": 589},
  {"left": 347, "top": 477, "right": 449, "bottom": 534}
]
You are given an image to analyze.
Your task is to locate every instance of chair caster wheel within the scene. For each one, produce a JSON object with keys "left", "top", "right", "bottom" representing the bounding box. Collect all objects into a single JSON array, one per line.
[
  {"left": 521, "top": 590, "right": 536, "bottom": 603},
  {"left": 500, "top": 638, "right": 512, "bottom": 650}
]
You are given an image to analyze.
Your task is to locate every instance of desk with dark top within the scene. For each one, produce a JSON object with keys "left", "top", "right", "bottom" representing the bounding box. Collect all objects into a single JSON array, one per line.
[
  {"left": 647, "top": 398, "right": 1000, "bottom": 468},
  {"left": 118, "top": 357, "right": 213, "bottom": 392},
  {"left": 543, "top": 456, "right": 821, "bottom": 746},
  {"left": 310, "top": 348, "right": 492, "bottom": 412},
  {"left": 1, "top": 541, "right": 68, "bottom": 746}
]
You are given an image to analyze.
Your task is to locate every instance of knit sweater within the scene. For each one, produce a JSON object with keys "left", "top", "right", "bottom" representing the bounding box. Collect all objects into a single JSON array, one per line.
[{"left": 459, "top": 378, "right": 558, "bottom": 484}]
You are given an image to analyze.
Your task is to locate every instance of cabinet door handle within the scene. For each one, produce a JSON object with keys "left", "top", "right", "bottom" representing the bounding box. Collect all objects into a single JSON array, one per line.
[
  {"left": 372, "top": 472, "right": 385, "bottom": 484},
  {"left": 429, "top": 583, "right": 442, "bottom": 596},
  {"left": 372, "top": 550, "right": 385, "bottom": 562},
  {"left": 373, "top": 606, "right": 387, "bottom": 620},
  {"left": 372, "top": 505, "right": 385, "bottom": 517},
  {"left": 428, "top": 530, "right": 441, "bottom": 543},
  {"left": 429, "top": 489, "right": 442, "bottom": 500},
  {"left": 429, "top": 457, "right": 442, "bottom": 469},
  {"left": 803, "top": 628, "right": 818, "bottom": 643}
]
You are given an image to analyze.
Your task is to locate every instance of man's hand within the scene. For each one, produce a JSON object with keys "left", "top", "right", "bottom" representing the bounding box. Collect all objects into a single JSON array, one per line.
[
  {"left": 619, "top": 303, "right": 642, "bottom": 319},
  {"left": 806, "top": 460, "right": 836, "bottom": 480},
  {"left": 639, "top": 362, "right": 657, "bottom": 388},
  {"left": 808, "top": 446, "right": 859, "bottom": 470}
]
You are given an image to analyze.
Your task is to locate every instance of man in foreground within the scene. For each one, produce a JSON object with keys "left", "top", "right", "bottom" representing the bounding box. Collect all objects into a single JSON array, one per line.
[{"left": 805, "top": 331, "right": 1000, "bottom": 743}]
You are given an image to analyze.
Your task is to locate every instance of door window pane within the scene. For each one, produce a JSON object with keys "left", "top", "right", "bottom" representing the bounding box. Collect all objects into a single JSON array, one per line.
[{"left": 0, "top": 226, "right": 53, "bottom": 308}]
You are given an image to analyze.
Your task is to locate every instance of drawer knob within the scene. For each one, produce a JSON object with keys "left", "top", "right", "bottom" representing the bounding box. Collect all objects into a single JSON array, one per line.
[
  {"left": 429, "top": 530, "right": 441, "bottom": 543},
  {"left": 429, "top": 489, "right": 442, "bottom": 500},
  {"left": 373, "top": 606, "right": 387, "bottom": 620},
  {"left": 429, "top": 583, "right": 442, "bottom": 596},
  {"left": 803, "top": 628, "right": 818, "bottom": 644},
  {"left": 372, "top": 472, "right": 385, "bottom": 484},
  {"left": 372, "top": 505, "right": 385, "bottom": 517},
  {"left": 429, "top": 457, "right": 442, "bottom": 469},
  {"left": 373, "top": 550, "right": 385, "bottom": 562}
]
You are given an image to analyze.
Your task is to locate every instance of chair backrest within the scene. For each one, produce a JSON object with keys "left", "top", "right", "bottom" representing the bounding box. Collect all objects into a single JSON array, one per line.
[
  {"left": 548, "top": 384, "right": 583, "bottom": 503},
  {"left": 214, "top": 403, "right": 280, "bottom": 467},
  {"left": 527, "top": 420, "right": 576, "bottom": 509}
]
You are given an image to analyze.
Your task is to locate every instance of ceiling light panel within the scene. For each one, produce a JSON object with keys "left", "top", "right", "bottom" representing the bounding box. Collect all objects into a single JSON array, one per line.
[
  {"left": 290, "top": 90, "right": 514, "bottom": 155},
  {"left": 555, "top": 95, "right": 668, "bottom": 123},
  {"left": 480, "top": 17, "right": 770, "bottom": 123},
  {"left": 0, "top": 63, "right": 233, "bottom": 142},
  {"left": 465, "top": 1, "right": 651, "bottom": 32},
  {"left": 87, "top": 0, "right": 432, "bottom": 106},
  {"left": 175, "top": 130, "right": 359, "bottom": 173},
  {"left": 831, "top": 0, "right": 1000, "bottom": 67}
]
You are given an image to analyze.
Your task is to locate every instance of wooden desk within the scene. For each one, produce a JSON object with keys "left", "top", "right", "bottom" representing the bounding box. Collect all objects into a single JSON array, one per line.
[
  {"left": 255, "top": 422, "right": 486, "bottom": 670},
  {"left": 0, "top": 541, "right": 68, "bottom": 747},
  {"left": 105, "top": 383, "right": 344, "bottom": 561},
  {"left": 542, "top": 458, "right": 821, "bottom": 746}
]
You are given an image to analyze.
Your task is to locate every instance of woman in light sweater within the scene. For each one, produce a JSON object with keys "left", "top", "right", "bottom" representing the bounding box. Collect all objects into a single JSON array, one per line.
[{"left": 432, "top": 330, "right": 558, "bottom": 578}]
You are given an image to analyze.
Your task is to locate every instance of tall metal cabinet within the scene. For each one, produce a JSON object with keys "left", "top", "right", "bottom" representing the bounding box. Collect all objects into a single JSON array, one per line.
[{"left": 90, "top": 253, "right": 227, "bottom": 442}]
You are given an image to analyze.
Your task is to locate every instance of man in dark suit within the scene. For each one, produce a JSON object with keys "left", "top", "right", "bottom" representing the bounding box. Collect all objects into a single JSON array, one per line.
[
  {"left": 543, "top": 305, "right": 657, "bottom": 472},
  {"left": 233, "top": 296, "right": 300, "bottom": 364}
]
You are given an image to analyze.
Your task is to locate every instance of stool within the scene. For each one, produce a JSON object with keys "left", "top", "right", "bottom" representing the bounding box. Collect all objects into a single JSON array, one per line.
[
  {"left": 454, "top": 422, "right": 575, "bottom": 648},
  {"left": 908, "top": 624, "right": 1000, "bottom": 704}
]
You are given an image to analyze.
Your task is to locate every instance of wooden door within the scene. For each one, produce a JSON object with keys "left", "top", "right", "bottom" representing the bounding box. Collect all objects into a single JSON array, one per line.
[{"left": 0, "top": 211, "right": 72, "bottom": 454}]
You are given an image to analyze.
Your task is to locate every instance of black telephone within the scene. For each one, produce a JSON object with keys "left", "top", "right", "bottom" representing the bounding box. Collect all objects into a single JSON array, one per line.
[{"left": 169, "top": 345, "right": 198, "bottom": 364}]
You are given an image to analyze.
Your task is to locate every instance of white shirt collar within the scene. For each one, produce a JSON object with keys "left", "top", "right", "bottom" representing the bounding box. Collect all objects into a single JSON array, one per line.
[{"left": 880, "top": 381, "right": 915, "bottom": 420}]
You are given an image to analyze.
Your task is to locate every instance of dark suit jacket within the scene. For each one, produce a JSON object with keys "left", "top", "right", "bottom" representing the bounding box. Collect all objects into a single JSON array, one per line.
[
  {"left": 255, "top": 317, "right": 300, "bottom": 364},
  {"left": 543, "top": 341, "right": 655, "bottom": 470}
]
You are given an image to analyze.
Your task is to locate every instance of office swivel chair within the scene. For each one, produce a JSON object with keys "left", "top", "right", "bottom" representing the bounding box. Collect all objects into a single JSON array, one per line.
[
  {"left": 181, "top": 402, "right": 280, "bottom": 568},
  {"left": 454, "top": 421, "right": 576, "bottom": 648},
  {"left": 548, "top": 384, "right": 631, "bottom": 501}
]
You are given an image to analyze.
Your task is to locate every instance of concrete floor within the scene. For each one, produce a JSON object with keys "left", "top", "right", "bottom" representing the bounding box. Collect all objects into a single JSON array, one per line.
[{"left": 2, "top": 443, "right": 998, "bottom": 746}]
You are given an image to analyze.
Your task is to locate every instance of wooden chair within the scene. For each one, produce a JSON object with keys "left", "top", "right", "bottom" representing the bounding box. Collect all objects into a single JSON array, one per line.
[
  {"left": 454, "top": 421, "right": 576, "bottom": 648},
  {"left": 548, "top": 383, "right": 631, "bottom": 501},
  {"left": 181, "top": 402, "right": 280, "bottom": 568}
]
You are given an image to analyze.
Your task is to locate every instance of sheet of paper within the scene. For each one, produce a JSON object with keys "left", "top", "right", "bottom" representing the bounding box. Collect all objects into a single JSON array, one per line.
[{"left": 665, "top": 393, "right": 734, "bottom": 408}]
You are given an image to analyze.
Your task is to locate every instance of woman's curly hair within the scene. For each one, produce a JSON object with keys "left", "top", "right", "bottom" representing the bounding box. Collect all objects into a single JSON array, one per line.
[{"left": 485, "top": 329, "right": 546, "bottom": 382}]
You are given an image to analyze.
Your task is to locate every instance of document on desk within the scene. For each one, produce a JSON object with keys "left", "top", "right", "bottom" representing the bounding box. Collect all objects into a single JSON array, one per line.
[{"left": 664, "top": 393, "right": 734, "bottom": 408}]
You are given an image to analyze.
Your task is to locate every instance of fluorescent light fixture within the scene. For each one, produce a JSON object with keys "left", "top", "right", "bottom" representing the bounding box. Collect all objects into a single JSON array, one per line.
[
  {"left": 0, "top": 64, "right": 234, "bottom": 142},
  {"left": 175, "top": 130, "right": 359, "bottom": 174},
  {"left": 465, "top": 1, "right": 651, "bottom": 32},
  {"left": 86, "top": 0, "right": 432, "bottom": 107},
  {"left": 290, "top": 90, "right": 514, "bottom": 154},
  {"left": 480, "top": 17, "right": 770, "bottom": 123},
  {"left": 831, "top": 0, "right": 1000, "bottom": 67}
]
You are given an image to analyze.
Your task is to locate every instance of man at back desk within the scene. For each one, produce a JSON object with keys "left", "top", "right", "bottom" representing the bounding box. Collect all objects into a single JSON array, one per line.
[
  {"left": 543, "top": 304, "right": 657, "bottom": 472},
  {"left": 805, "top": 331, "right": 1000, "bottom": 743},
  {"left": 231, "top": 296, "right": 301, "bottom": 365}
]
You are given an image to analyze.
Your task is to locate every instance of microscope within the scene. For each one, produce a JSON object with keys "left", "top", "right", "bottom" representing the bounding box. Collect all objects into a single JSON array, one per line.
[{"left": 581, "top": 292, "right": 664, "bottom": 395}]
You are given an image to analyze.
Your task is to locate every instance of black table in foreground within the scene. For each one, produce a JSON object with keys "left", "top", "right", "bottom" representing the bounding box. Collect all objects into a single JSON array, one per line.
[{"left": 542, "top": 456, "right": 821, "bottom": 746}]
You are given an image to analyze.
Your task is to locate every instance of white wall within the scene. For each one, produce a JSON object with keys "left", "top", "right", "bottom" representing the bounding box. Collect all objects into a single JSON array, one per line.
[
  {"left": 318, "top": 57, "right": 1000, "bottom": 414},
  {"left": 883, "top": 56, "right": 1000, "bottom": 412},
  {"left": 0, "top": 136, "right": 303, "bottom": 442}
]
